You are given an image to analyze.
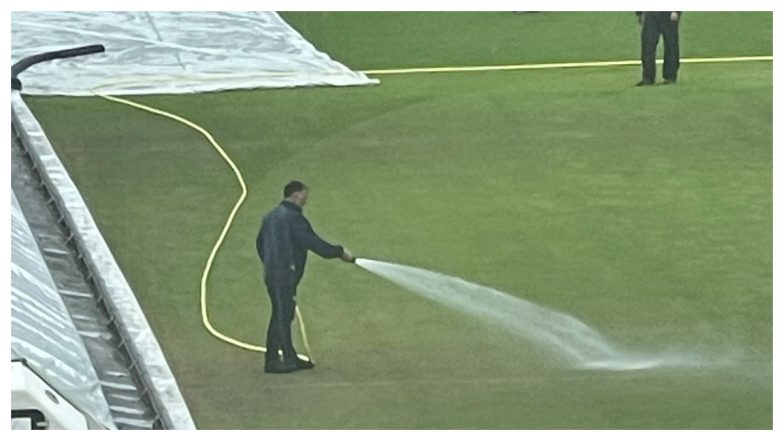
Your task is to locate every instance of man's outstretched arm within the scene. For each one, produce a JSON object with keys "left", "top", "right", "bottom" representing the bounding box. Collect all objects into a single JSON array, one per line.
[{"left": 293, "top": 217, "right": 354, "bottom": 262}]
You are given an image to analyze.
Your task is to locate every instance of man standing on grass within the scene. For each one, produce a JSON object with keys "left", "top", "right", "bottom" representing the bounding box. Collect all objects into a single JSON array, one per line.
[
  {"left": 256, "top": 180, "right": 355, "bottom": 374},
  {"left": 636, "top": 11, "right": 682, "bottom": 86}
]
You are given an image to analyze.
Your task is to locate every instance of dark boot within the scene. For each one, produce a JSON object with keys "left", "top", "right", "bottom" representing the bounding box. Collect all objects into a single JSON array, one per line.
[
  {"left": 265, "top": 359, "right": 297, "bottom": 374},
  {"left": 296, "top": 358, "right": 315, "bottom": 370}
]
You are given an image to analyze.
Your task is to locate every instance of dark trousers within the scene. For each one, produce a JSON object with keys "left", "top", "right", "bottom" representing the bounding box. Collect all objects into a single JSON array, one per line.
[
  {"left": 264, "top": 282, "right": 298, "bottom": 365},
  {"left": 640, "top": 12, "right": 680, "bottom": 82}
]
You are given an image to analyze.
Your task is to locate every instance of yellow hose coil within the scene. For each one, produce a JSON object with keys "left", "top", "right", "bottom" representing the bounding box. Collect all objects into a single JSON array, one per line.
[
  {"left": 92, "top": 89, "right": 314, "bottom": 362},
  {"left": 87, "top": 53, "right": 772, "bottom": 363}
]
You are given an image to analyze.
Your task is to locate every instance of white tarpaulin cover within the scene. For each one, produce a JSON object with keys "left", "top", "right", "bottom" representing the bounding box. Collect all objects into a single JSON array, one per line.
[
  {"left": 11, "top": 11, "right": 378, "bottom": 95},
  {"left": 12, "top": 91, "right": 196, "bottom": 429},
  {"left": 11, "top": 191, "right": 116, "bottom": 429}
]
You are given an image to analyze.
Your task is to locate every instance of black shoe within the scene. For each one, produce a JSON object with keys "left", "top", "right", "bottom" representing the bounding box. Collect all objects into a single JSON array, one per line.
[
  {"left": 296, "top": 359, "right": 315, "bottom": 370},
  {"left": 663, "top": 78, "right": 677, "bottom": 85},
  {"left": 636, "top": 80, "right": 654, "bottom": 87},
  {"left": 264, "top": 360, "right": 297, "bottom": 374}
]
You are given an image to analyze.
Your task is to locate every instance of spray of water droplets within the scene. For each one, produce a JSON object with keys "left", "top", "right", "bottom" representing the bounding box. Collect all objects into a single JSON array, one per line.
[{"left": 356, "top": 258, "right": 734, "bottom": 371}]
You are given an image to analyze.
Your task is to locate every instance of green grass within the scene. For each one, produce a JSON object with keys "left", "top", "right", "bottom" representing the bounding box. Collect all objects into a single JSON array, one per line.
[
  {"left": 24, "top": 12, "right": 771, "bottom": 429},
  {"left": 280, "top": 11, "right": 773, "bottom": 69}
]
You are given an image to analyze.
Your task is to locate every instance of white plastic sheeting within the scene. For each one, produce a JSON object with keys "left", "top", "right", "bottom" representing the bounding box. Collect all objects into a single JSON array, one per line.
[
  {"left": 12, "top": 91, "right": 196, "bottom": 429},
  {"left": 11, "top": 191, "right": 116, "bottom": 430},
  {"left": 11, "top": 11, "right": 378, "bottom": 95}
]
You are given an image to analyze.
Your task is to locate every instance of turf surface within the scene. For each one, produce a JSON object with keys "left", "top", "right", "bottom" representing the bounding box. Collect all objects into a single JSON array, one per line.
[
  {"left": 24, "top": 12, "right": 772, "bottom": 429},
  {"left": 282, "top": 11, "right": 772, "bottom": 69}
]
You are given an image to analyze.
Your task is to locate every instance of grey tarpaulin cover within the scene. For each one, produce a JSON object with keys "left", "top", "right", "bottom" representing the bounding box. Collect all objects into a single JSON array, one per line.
[
  {"left": 11, "top": 11, "right": 378, "bottom": 95},
  {"left": 11, "top": 191, "right": 116, "bottom": 429}
]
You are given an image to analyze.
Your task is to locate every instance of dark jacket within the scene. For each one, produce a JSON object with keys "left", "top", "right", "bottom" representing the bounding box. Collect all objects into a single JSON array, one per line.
[{"left": 256, "top": 200, "right": 344, "bottom": 286}]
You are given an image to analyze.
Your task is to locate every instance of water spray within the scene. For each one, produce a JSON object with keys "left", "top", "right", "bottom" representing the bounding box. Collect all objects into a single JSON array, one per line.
[{"left": 354, "top": 258, "right": 727, "bottom": 371}]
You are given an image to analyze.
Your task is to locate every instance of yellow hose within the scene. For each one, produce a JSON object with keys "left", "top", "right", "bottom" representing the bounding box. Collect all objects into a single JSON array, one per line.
[
  {"left": 91, "top": 88, "right": 313, "bottom": 362},
  {"left": 87, "top": 52, "right": 772, "bottom": 363}
]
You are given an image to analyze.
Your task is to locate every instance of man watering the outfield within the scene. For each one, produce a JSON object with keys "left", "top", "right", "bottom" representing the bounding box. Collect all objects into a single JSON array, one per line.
[{"left": 256, "top": 180, "right": 355, "bottom": 374}]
